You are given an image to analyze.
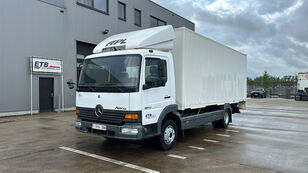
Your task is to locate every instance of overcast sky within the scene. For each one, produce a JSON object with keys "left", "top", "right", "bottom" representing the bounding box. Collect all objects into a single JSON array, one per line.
[{"left": 152, "top": 0, "right": 308, "bottom": 78}]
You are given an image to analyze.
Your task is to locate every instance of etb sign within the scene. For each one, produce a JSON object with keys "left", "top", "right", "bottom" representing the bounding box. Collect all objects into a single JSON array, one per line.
[{"left": 31, "top": 57, "right": 62, "bottom": 74}]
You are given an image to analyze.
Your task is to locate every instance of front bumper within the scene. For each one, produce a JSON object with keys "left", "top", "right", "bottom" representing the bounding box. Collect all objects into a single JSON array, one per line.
[{"left": 75, "top": 119, "right": 156, "bottom": 140}]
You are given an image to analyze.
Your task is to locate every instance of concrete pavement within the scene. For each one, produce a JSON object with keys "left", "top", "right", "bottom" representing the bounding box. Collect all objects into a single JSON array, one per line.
[{"left": 1, "top": 98, "right": 308, "bottom": 173}]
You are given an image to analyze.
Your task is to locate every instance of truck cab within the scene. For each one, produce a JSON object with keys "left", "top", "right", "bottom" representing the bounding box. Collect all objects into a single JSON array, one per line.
[{"left": 75, "top": 48, "right": 176, "bottom": 140}]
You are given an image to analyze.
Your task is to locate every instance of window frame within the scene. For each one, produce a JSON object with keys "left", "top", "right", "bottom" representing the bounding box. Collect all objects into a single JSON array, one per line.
[
  {"left": 77, "top": 0, "right": 109, "bottom": 15},
  {"left": 150, "top": 16, "right": 167, "bottom": 27},
  {"left": 118, "top": 1, "right": 126, "bottom": 21},
  {"left": 134, "top": 8, "right": 142, "bottom": 27}
]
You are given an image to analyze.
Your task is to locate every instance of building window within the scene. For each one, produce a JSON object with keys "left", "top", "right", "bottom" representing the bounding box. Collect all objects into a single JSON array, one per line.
[
  {"left": 77, "top": 0, "right": 92, "bottom": 6},
  {"left": 150, "top": 16, "right": 166, "bottom": 27},
  {"left": 77, "top": 0, "right": 109, "bottom": 14},
  {"left": 134, "top": 9, "right": 141, "bottom": 27},
  {"left": 118, "top": 2, "right": 126, "bottom": 21},
  {"left": 76, "top": 41, "right": 96, "bottom": 84}
]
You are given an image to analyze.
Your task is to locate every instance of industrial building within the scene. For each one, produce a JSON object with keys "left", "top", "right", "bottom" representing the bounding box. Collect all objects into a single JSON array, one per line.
[{"left": 0, "top": 0, "right": 194, "bottom": 116}]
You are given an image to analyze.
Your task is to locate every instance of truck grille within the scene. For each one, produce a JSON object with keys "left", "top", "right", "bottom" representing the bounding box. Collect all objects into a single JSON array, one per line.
[{"left": 77, "top": 107, "right": 125, "bottom": 125}]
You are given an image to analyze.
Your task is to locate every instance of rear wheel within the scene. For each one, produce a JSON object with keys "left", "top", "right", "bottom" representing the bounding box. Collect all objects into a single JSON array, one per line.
[
  {"left": 160, "top": 120, "right": 177, "bottom": 151},
  {"left": 212, "top": 110, "right": 230, "bottom": 128}
]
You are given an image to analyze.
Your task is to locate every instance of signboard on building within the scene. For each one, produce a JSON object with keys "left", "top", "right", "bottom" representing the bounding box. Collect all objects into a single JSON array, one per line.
[{"left": 31, "top": 57, "right": 62, "bottom": 74}]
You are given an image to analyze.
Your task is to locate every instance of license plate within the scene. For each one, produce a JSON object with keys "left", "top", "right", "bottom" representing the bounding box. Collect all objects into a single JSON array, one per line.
[
  {"left": 254, "top": 94, "right": 258, "bottom": 96},
  {"left": 92, "top": 123, "right": 107, "bottom": 131}
]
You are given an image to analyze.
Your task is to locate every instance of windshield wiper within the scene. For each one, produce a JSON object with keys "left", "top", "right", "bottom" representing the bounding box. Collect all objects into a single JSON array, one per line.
[
  {"left": 103, "top": 83, "right": 125, "bottom": 92},
  {"left": 78, "top": 85, "right": 96, "bottom": 92}
]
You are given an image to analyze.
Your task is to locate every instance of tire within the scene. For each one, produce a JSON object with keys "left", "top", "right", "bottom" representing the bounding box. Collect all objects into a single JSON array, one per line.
[
  {"left": 160, "top": 119, "right": 177, "bottom": 151},
  {"left": 212, "top": 110, "right": 230, "bottom": 128},
  {"left": 104, "top": 137, "right": 116, "bottom": 141}
]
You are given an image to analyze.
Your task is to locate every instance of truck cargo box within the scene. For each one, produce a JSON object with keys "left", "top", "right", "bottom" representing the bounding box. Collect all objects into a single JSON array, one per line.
[
  {"left": 297, "top": 72, "right": 308, "bottom": 91},
  {"left": 172, "top": 28, "right": 247, "bottom": 110}
]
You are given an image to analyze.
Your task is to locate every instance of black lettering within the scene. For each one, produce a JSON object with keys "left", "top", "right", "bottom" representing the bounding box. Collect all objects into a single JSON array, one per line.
[
  {"left": 105, "top": 39, "right": 127, "bottom": 47},
  {"left": 113, "top": 40, "right": 121, "bottom": 45},
  {"left": 105, "top": 40, "right": 116, "bottom": 47},
  {"left": 120, "top": 39, "right": 127, "bottom": 44}
]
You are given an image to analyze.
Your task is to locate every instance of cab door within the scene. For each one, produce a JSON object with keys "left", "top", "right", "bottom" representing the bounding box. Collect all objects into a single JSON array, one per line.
[{"left": 141, "top": 56, "right": 172, "bottom": 125}]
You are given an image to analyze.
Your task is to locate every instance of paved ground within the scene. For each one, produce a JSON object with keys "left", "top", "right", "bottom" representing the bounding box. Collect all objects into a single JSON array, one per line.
[{"left": 1, "top": 98, "right": 308, "bottom": 173}]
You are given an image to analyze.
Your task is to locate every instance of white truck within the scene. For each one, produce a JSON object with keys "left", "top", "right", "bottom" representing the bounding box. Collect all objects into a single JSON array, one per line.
[
  {"left": 295, "top": 72, "right": 308, "bottom": 101},
  {"left": 69, "top": 26, "right": 247, "bottom": 150}
]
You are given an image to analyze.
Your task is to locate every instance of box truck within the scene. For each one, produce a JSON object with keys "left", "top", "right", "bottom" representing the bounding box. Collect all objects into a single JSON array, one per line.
[
  {"left": 68, "top": 25, "right": 247, "bottom": 150},
  {"left": 295, "top": 72, "right": 308, "bottom": 101}
]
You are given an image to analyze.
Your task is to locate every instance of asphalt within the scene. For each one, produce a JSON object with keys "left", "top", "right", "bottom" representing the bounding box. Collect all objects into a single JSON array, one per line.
[{"left": 1, "top": 98, "right": 308, "bottom": 173}]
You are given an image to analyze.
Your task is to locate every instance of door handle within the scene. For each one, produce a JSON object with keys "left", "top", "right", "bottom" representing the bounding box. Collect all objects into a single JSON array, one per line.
[
  {"left": 51, "top": 93, "right": 54, "bottom": 97},
  {"left": 164, "top": 95, "right": 171, "bottom": 99}
]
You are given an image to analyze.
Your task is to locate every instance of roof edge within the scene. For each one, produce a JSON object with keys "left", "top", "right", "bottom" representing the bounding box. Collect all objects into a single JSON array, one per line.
[{"left": 149, "top": 0, "right": 195, "bottom": 28}]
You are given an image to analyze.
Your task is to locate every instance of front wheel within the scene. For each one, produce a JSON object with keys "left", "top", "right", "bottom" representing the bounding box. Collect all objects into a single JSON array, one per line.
[
  {"left": 160, "top": 120, "right": 177, "bottom": 151},
  {"left": 212, "top": 110, "right": 230, "bottom": 128},
  {"left": 104, "top": 137, "right": 116, "bottom": 141}
]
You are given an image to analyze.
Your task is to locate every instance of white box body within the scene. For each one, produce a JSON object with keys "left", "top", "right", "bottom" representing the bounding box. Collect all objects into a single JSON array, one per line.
[
  {"left": 172, "top": 28, "right": 247, "bottom": 110},
  {"left": 297, "top": 72, "right": 308, "bottom": 91}
]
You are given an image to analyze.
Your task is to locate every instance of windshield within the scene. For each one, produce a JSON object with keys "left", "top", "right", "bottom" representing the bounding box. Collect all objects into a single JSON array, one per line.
[{"left": 78, "top": 54, "right": 142, "bottom": 92}]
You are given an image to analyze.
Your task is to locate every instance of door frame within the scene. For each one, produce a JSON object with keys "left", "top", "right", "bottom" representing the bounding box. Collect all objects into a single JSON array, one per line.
[{"left": 39, "top": 77, "right": 54, "bottom": 113}]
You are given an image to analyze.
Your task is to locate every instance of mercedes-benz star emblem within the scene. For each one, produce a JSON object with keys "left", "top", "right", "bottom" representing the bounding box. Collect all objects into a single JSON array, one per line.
[{"left": 95, "top": 105, "right": 103, "bottom": 117}]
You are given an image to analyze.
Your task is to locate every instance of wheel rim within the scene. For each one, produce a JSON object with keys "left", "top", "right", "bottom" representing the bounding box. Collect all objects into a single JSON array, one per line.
[
  {"left": 164, "top": 125, "right": 175, "bottom": 145},
  {"left": 224, "top": 112, "right": 229, "bottom": 125}
]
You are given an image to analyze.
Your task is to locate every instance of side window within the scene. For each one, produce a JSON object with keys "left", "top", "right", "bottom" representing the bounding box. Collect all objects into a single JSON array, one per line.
[
  {"left": 77, "top": 0, "right": 109, "bottom": 14},
  {"left": 150, "top": 16, "right": 167, "bottom": 27},
  {"left": 145, "top": 58, "right": 167, "bottom": 89},
  {"left": 134, "top": 9, "right": 141, "bottom": 27}
]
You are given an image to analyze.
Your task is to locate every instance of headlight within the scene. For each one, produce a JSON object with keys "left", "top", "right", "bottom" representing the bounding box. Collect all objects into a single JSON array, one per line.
[
  {"left": 75, "top": 121, "right": 82, "bottom": 127},
  {"left": 121, "top": 128, "right": 138, "bottom": 135},
  {"left": 76, "top": 108, "right": 80, "bottom": 114}
]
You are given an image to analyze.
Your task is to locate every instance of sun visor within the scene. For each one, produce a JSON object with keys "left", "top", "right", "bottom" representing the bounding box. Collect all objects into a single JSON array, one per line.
[{"left": 93, "top": 25, "right": 175, "bottom": 53}]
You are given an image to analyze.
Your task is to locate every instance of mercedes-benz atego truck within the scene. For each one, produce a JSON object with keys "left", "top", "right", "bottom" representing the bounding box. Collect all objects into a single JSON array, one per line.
[{"left": 69, "top": 26, "right": 247, "bottom": 150}]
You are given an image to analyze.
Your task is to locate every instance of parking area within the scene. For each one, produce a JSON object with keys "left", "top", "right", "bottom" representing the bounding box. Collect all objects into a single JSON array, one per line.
[{"left": 1, "top": 99, "right": 308, "bottom": 173}]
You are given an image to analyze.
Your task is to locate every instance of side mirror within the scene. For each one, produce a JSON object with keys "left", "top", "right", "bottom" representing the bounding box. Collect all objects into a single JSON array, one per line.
[
  {"left": 143, "top": 84, "right": 150, "bottom": 90},
  {"left": 66, "top": 79, "right": 76, "bottom": 89}
]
